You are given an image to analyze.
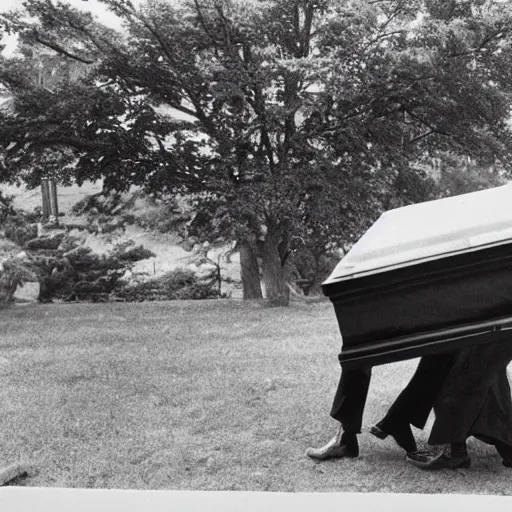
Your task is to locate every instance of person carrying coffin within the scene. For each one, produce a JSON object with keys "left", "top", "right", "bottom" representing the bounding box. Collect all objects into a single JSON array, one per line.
[
  {"left": 306, "top": 351, "right": 457, "bottom": 460},
  {"left": 406, "top": 340, "right": 512, "bottom": 470}
]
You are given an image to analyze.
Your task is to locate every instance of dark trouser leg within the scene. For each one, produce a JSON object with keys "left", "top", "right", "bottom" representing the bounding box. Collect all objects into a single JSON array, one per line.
[
  {"left": 306, "top": 366, "right": 371, "bottom": 460},
  {"left": 379, "top": 352, "right": 457, "bottom": 430},
  {"left": 450, "top": 441, "right": 468, "bottom": 458},
  {"left": 330, "top": 367, "right": 372, "bottom": 434}
]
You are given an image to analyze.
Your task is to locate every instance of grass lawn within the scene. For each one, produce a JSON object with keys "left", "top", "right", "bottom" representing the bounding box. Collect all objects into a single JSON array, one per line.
[{"left": 0, "top": 299, "right": 511, "bottom": 494}]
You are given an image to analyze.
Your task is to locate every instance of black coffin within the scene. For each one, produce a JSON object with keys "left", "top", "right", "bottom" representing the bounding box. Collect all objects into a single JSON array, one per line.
[{"left": 322, "top": 184, "right": 512, "bottom": 368}]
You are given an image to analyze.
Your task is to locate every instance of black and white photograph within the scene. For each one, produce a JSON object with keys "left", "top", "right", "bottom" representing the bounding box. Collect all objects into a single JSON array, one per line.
[{"left": 2, "top": 0, "right": 512, "bottom": 509}]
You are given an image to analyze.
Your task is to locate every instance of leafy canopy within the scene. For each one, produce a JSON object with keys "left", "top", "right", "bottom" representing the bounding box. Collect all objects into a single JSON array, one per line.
[{"left": 1, "top": 0, "right": 512, "bottom": 255}]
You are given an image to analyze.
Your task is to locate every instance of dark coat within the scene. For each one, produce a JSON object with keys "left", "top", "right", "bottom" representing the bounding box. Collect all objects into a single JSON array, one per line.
[{"left": 429, "top": 339, "right": 512, "bottom": 447}]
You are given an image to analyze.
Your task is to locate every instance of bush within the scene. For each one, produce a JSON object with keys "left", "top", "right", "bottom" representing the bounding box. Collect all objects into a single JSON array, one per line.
[
  {"left": 135, "top": 202, "right": 191, "bottom": 235},
  {"left": 2, "top": 201, "right": 38, "bottom": 247},
  {"left": 71, "top": 192, "right": 124, "bottom": 217},
  {"left": 71, "top": 193, "right": 129, "bottom": 238},
  {"left": 111, "top": 241, "right": 156, "bottom": 262},
  {"left": 34, "top": 237, "right": 157, "bottom": 303},
  {"left": 0, "top": 191, "right": 16, "bottom": 222},
  {"left": 289, "top": 249, "right": 339, "bottom": 295},
  {"left": 25, "top": 233, "right": 65, "bottom": 251},
  {"left": 36, "top": 246, "right": 126, "bottom": 302},
  {"left": 34, "top": 253, "right": 74, "bottom": 302},
  {"left": 0, "top": 257, "right": 37, "bottom": 306},
  {"left": 3, "top": 221, "right": 38, "bottom": 247},
  {"left": 116, "top": 268, "right": 223, "bottom": 302}
]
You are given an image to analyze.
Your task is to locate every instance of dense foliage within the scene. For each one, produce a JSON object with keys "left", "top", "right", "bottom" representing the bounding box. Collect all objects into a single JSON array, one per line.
[{"left": 1, "top": 0, "right": 512, "bottom": 303}]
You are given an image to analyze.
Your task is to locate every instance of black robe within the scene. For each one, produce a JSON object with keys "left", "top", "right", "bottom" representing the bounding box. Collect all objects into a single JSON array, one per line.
[{"left": 429, "top": 339, "right": 512, "bottom": 447}]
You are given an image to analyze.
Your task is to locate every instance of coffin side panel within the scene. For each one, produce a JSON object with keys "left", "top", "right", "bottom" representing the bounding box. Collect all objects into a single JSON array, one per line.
[{"left": 332, "top": 266, "right": 512, "bottom": 349}]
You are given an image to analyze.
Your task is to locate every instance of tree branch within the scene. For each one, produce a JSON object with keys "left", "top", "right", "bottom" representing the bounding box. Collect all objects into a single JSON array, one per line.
[
  {"left": 363, "top": 30, "right": 406, "bottom": 52},
  {"left": 408, "top": 129, "right": 441, "bottom": 144},
  {"left": 192, "top": 0, "right": 221, "bottom": 46},
  {"left": 448, "top": 27, "right": 511, "bottom": 58},
  {"left": 32, "top": 35, "right": 96, "bottom": 64},
  {"left": 300, "top": 2, "right": 315, "bottom": 58},
  {"left": 128, "top": 4, "right": 218, "bottom": 137}
]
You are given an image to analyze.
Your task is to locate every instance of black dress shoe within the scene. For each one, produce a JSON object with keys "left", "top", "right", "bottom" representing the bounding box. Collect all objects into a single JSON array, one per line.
[
  {"left": 370, "top": 421, "right": 417, "bottom": 454},
  {"left": 406, "top": 449, "right": 471, "bottom": 470},
  {"left": 493, "top": 440, "right": 512, "bottom": 468},
  {"left": 306, "top": 435, "right": 359, "bottom": 461}
]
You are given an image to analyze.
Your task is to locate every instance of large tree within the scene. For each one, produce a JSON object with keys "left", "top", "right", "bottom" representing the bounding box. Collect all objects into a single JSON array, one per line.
[{"left": 1, "top": 0, "right": 512, "bottom": 304}]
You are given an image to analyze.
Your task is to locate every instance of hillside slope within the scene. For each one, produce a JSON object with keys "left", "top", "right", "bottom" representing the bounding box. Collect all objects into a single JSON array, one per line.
[{"left": 1, "top": 182, "right": 243, "bottom": 298}]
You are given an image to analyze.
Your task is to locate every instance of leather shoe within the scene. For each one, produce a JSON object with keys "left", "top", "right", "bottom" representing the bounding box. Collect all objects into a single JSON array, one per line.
[
  {"left": 306, "top": 435, "right": 358, "bottom": 461},
  {"left": 370, "top": 422, "right": 417, "bottom": 454},
  {"left": 406, "top": 449, "right": 471, "bottom": 470},
  {"left": 493, "top": 440, "right": 512, "bottom": 467}
]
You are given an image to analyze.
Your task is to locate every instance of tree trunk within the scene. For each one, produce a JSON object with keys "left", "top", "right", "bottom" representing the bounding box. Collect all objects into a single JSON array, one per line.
[
  {"left": 260, "top": 230, "right": 290, "bottom": 307},
  {"left": 238, "top": 241, "right": 263, "bottom": 300}
]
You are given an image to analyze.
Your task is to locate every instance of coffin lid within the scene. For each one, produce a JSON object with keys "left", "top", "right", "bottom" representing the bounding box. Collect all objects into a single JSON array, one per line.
[{"left": 324, "top": 183, "right": 512, "bottom": 285}]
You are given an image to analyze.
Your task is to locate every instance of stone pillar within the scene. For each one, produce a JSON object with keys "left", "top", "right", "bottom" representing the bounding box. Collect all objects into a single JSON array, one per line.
[
  {"left": 41, "top": 178, "right": 50, "bottom": 223},
  {"left": 49, "top": 179, "right": 59, "bottom": 223},
  {"left": 41, "top": 178, "right": 59, "bottom": 225}
]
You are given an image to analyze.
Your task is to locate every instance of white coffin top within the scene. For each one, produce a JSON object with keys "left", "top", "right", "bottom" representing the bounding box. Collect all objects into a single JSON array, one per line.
[{"left": 324, "top": 183, "right": 512, "bottom": 284}]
